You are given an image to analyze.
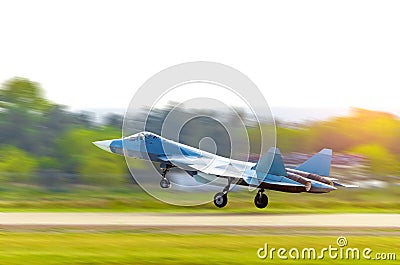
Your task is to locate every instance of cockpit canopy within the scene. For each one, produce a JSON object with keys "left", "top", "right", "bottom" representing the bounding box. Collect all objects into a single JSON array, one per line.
[{"left": 125, "top": 131, "right": 159, "bottom": 141}]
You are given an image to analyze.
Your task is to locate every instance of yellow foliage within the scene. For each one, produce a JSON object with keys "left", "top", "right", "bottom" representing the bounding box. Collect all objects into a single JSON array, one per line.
[{"left": 348, "top": 144, "right": 399, "bottom": 176}]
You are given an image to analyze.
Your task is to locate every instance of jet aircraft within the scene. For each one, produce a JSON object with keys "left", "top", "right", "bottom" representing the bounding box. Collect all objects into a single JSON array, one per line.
[{"left": 93, "top": 131, "right": 356, "bottom": 208}]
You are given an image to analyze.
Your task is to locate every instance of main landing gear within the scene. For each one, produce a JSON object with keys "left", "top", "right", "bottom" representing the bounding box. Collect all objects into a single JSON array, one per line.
[
  {"left": 159, "top": 165, "right": 171, "bottom": 189},
  {"left": 254, "top": 188, "right": 269, "bottom": 209},
  {"left": 213, "top": 186, "right": 269, "bottom": 209}
]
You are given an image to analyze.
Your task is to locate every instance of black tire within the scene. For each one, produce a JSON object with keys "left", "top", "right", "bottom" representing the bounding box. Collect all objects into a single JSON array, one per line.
[
  {"left": 254, "top": 193, "right": 268, "bottom": 209},
  {"left": 160, "top": 178, "right": 171, "bottom": 189},
  {"left": 213, "top": 192, "right": 228, "bottom": 208}
]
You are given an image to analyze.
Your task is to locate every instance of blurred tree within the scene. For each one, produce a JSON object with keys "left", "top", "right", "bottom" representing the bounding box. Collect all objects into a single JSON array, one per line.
[
  {"left": 348, "top": 144, "right": 399, "bottom": 177},
  {"left": 0, "top": 77, "right": 53, "bottom": 155},
  {"left": 0, "top": 77, "right": 132, "bottom": 185},
  {"left": 0, "top": 145, "right": 37, "bottom": 182},
  {"left": 276, "top": 127, "right": 299, "bottom": 153},
  {"left": 0, "top": 77, "right": 96, "bottom": 158},
  {"left": 295, "top": 108, "right": 400, "bottom": 155},
  {"left": 38, "top": 156, "right": 61, "bottom": 170},
  {"left": 72, "top": 110, "right": 95, "bottom": 128},
  {"left": 56, "top": 127, "right": 136, "bottom": 185},
  {"left": 0, "top": 77, "right": 51, "bottom": 112},
  {"left": 103, "top": 113, "right": 124, "bottom": 128},
  {"left": 2, "top": 75, "right": 400, "bottom": 180}
]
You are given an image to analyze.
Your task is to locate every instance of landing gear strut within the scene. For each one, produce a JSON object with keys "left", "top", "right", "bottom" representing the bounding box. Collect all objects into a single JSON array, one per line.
[
  {"left": 254, "top": 188, "right": 269, "bottom": 209},
  {"left": 159, "top": 165, "right": 171, "bottom": 189},
  {"left": 213, "top": 177, "right": 233, "bottom": 208}
]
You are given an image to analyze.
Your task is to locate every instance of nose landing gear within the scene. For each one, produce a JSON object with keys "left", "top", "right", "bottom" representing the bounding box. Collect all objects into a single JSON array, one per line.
[
  {"left": 159, "top": 164, "right": 171, "bottom": 189},
  {"left": 213, "top": 177, "right": 233, "bottom": 208},
  {"left": 213, "top": 192, "right": 228, "bottom": 208}
]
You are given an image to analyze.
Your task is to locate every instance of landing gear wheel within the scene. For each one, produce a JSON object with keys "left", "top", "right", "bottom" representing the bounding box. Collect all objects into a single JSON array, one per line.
[
  {"left": 160, "top": 178, "right": 171, "bottom": 189},
  {"left": 159, "top": 164, "right": 172, "bottom": 189},
  {"left": 254, "top": 192, "right": 268, "bottom": 209},
  {"left": 213, "top": 192, "right": 228, "bottom": 208}
]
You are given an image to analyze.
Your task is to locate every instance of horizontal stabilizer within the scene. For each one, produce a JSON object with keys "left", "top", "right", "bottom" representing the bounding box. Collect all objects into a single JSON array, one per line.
[
  {"left": 296, "top": 148, "right": 332, "bottom": 176},
  {"left": 255, "top": 147, "right": 287, "bottom": 176}
]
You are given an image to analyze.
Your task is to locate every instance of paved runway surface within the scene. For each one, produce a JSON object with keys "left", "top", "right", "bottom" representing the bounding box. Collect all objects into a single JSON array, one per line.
[{"left": 0, "top": 213, "right": 398, "bottom": 227}]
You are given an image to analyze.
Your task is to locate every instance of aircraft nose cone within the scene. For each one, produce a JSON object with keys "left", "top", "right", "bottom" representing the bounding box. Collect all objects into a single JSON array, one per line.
[{"left": 92, "top": 140, "right": 113, "bottom": 153}]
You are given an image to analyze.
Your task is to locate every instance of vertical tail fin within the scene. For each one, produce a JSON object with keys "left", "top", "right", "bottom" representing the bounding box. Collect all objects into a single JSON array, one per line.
[
  {"left": 295, "top": 148, "right": 332, "bottom": 176},
  {"left": 254, "top": 147, "right": 287, "bottom": 176}
]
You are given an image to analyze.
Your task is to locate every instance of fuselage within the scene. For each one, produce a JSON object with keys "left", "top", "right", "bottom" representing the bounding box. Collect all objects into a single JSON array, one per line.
[{"left": 93, "top": 131, "right": 336, "bottom": 194}]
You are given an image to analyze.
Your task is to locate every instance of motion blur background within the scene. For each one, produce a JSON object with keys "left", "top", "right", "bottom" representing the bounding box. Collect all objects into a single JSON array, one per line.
[
  {"left": 1, "top": 0, "right": 399, "bottom": 197},
  {"left": 0, "top": 76, "right": 398, "bottom": 211},
  {"left": 0, "top": 1, "right": 399, "bottom": 264}
]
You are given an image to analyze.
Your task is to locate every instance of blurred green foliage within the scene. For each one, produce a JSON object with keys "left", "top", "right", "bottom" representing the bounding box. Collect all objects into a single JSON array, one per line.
[
  {"left": 1, "top": 76, "right": 400, "bottom": 187},
  {"left": 0, "top": 77, "right": 51, "bottom": 112},
  {"left": 0, "top": 77, "right": 129, "bottom": 186},
  {"left": 0, "top": 145, "right": 37, "bottom": 182},
  {"left": 348, "top": 144, "right": 399, "bottom": 176}
]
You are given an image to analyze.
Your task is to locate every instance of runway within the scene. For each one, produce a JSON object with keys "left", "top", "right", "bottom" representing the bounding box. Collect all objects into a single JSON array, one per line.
[{"left": 0, "top": 213, "right": 398, "bottom": 228}]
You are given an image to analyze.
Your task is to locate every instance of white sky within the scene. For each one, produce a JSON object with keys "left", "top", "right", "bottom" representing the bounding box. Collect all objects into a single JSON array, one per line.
[{"left": 0, "top": 1, "right": 399, "bottom": 112}]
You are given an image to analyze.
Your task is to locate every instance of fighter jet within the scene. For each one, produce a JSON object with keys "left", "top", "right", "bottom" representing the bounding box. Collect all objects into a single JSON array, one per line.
[{"left": 93, "top": 131, "right": 356, "bottom": 209}]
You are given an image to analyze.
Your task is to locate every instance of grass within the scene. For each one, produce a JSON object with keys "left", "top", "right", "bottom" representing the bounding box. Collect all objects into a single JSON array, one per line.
[
  {"left": 0, "top": 183, "right": 398, "bottom": 264},
  {"left": 0, "top": 183, "right": 399, "bottom": 213},
  {"left": 0, "top": 232, "right": 398, "bottom": 264}
]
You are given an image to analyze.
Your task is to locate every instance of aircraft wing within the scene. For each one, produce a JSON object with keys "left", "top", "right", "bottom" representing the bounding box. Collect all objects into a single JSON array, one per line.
[
  {"left": 187, "top": 163, "right": 245, "bottom": 178},
  {"left": 160, "top": 147, "right": 309, "bottom": 190},
  {"left": 159, "top": 153, "right": 250, "bottom": 179}
]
